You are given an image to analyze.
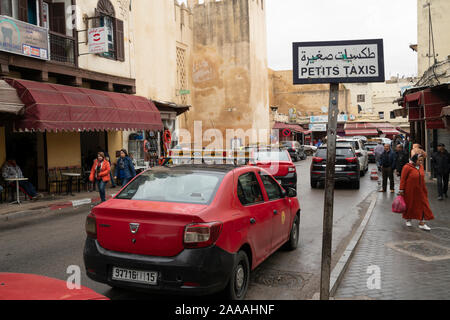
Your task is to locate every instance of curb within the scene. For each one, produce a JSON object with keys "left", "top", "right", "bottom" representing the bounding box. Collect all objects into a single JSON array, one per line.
[
  {"left": 329, "top": 191, "right": 378, "bottom": 296},
  {"left": 48, "top": 194, "right": 114, "bottom": 210},
  {"left": 1, "top": 193, "right": 116, "bottom": 223}
]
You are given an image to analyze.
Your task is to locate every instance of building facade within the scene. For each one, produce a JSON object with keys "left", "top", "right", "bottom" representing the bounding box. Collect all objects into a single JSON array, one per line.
[
  {"left": 345, "top": 77, "right": 415, "bottom": 131},
  {"left": 182, "top": 0, "right": 270, "bottom": 148},
  {"left": 400, "top": 0, "right": 450, "bottom": 175},
  {"left": 0, "top": 0, "right": 163, "bottom": 192}
]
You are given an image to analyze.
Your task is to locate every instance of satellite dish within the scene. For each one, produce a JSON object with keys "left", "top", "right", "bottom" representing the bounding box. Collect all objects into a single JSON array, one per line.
[{"left": 321, "top": 107, "right": 327, "bottom": 113}]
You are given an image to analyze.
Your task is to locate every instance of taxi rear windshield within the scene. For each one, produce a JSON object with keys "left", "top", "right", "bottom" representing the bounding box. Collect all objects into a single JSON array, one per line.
[
  {"left": 116, "top": 170, "right": 225, "bottom": 204},
  {"left": 316, "top": 148, "right": 355, "bottom": 158}
]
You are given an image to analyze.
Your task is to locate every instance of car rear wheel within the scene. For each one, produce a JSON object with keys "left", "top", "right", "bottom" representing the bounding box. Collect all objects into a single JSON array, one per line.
[
  {"left": 310, "top": 180, "right": 317, "bottom": 188},
  {"left": 360, "top": 169, "right": 365, "bottom": 177},
  {"left": 225, "top": 251, "right": 250, "bottom": 300},
  {"left": 284, "top": 214, "right": 300, "bottom": 251},
  {"left": 352, "top": 179, "right": 360, "bottom": 189}
]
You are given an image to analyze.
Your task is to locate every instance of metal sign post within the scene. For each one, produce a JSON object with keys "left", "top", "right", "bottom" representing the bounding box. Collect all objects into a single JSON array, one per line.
[
  {"left": 292, "top": 39, "right": 385, "bottom": 300},
  {"left": 320, "top": 82, "right": 339, "bottom": 300}
]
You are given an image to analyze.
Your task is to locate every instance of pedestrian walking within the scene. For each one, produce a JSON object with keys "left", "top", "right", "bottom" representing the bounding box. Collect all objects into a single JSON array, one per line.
[
  {"left": 411, "top": 143, "right": 427, "bottom": 159},
  {"left": 89, "top": 152, "right": 110, "bottom": 203},
  {"left": 399, "top": 154, "right": 434, "bottom": 231},
  {"left": 374, "top": 141, "right": 385, "bottom": 189},
  {"left": 431, "top": 143, "right": 450, "bottom": 201},
  {"left": 104, "top": 151, "right": 117, "bottom": 188},
  {"left": 395, "top": 144, "right": 409, "bottom": 176},
  {"left": 114, "top": 149, "right": 137, "bottom": 188},
  {"left": 378, "top": 144, "right": 397, "bottom": 193}
]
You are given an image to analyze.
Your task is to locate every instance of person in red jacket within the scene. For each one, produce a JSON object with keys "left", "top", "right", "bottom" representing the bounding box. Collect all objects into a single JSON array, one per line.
[
  {"left": 89, "top": 152, "right": 111, "bottom": 203},
  {"left": 399, "top": 154, "right": 434, "bottom": 231}
]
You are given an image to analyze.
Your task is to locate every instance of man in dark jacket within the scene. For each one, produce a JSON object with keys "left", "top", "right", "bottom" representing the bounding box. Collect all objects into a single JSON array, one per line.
[
  {"left": 378, "top": 144, "right": 397, "bottom": 193},
  {"left": 114, "top": 149, "right": 137, "bottom": 188},
  {"left": 395, "top": 144, "right": 409, "bottom": 176},
  {"left": 431, "top": 143, "right": 450, "bottom": 200}
]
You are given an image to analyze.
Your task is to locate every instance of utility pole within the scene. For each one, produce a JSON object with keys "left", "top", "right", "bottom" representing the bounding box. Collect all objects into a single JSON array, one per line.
[{"left": 320, "top": 82, "right": 339, "bottom": 300}]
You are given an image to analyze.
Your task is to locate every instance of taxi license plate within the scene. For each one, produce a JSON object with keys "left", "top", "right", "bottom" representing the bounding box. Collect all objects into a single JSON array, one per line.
[{"left": 112, "top": 267, "right": 158, "bottom": 285}]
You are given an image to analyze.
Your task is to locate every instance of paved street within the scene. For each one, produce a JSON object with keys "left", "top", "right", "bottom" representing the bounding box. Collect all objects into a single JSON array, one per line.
[
  {"left": 335, "top": 181, "right": 450, "bottom": 300},
  {"left": 0, "top": 158, "right": 377, "bottom": 300}
]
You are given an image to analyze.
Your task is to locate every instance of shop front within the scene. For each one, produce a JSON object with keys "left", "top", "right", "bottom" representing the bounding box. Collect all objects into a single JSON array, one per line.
[
  {"left": 401, "top": 84, "right": 450, "bottom": 174},
  {"left": 0, "top": 78, "right": 163, "bottom": 193},
  {"left": 272, "top": 122, "right": 306, "bottom": 145}
]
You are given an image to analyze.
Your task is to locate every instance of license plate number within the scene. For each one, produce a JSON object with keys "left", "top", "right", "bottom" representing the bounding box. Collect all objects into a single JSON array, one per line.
[
  {"left": 112, "top": 267, "right": 158, "bottom": 285},
  {"left": 335, "top": 167, "right": 344, "bottom": 171}
]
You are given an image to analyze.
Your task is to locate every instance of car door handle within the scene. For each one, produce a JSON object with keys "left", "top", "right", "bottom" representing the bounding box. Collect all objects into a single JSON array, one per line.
[
  {"left": 250, "top": 218, "right": 256, "bottom": 225},
  {"left": 273, "top": 210, "right": 278, "bottom": 215}
]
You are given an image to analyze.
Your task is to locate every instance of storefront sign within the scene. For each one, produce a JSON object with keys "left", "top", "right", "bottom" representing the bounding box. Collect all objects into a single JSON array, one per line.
[
  {"left": 310, "top": 114, "right": 348, "bottom": 123},
  {"left": 309, "top": 123, "right": 327, "bottom": 132},
  {"left": 0, "top": 15, "right": 49, "bottom": 60},
  {"left": 179, "top": 90, "right": 191, "bottom": 96},
  {"left": 88, "top": 27, "right": 108, "bottom": 54},
  {"left": 293, "top": 39, "right": 385, "bottom": 84}
]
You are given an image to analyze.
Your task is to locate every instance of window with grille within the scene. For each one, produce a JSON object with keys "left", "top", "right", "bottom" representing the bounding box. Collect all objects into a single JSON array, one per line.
[
  {"left": 177, "top": 47, "right": 187, "bottom": 105},
  {"left": 357, "top": 94, "right": 365, "bottom": 103}
]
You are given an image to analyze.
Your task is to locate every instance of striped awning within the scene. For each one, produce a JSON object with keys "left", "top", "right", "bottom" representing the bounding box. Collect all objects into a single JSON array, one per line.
[{"left": 0, "top": 80, "right": 25, "bottom": 116}]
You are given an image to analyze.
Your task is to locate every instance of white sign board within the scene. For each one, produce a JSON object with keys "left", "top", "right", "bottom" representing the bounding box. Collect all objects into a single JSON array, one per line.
[
  {"left": 310, "top": 115, "right": 348, "bottom": 123},
  {"left": 88, "top": 27, "right": 108, "bottom": 54},
  {"left": 309, "top": 124, "right": 327, "bottom": 132},
  {"left": 293, "top": 39, "right": 385, "bottom": 84}
]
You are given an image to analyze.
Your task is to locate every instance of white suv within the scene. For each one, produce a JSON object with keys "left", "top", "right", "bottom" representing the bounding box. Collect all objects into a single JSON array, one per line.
[{"left": 336, "top": 138, "right": 369, "bottom": 176}]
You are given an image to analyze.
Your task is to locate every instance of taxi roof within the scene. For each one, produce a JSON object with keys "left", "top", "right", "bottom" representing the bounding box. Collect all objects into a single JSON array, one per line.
[{"left": 150, "top": 164, "right": 246, "bottom": 173}]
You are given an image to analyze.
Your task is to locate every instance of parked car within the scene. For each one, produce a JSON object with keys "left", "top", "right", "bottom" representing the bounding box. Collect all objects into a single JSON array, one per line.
[
  {"left": 365, "top": 142, "right": 378, "bottom": 163},
  {"left": 84, "top": 165, "right": 300, "bottom": 300},
  {"left": 0, "top": 273, "right": 109, "bottom": 300},
  {"left": 310, "top": 144, "right": 361, "bottom": 189},
  {"left": 280, "top": 141, "right": 307, "bottom": 162},
  {"left": 303, "top": 145, "right": 318, "bottom": 156},
  {"left": 337, "top": 138, "right": 369, "bottom": 176},
  {"left": 251, "top": 149, "right": 297, "bottom": 190}
]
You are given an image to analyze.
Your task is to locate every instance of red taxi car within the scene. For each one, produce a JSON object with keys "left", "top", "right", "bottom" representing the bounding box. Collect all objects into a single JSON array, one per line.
[
  {"left": 0, "top": 273, "right": 108, "bottom": 300},
  {"left": 251, "top": 149, "right": 297, "bottom": 190},
  {"left": 83, "top": 164, "right": 300, "bottom": 300}
]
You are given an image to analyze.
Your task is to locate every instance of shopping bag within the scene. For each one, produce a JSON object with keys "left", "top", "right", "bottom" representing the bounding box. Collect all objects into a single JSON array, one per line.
[{"left": 392, "top": 195, "right": 406, "bottom": 214}]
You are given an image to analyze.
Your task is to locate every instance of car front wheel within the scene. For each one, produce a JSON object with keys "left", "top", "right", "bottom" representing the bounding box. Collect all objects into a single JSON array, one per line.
[{"left": 225, "top": 251, "right": 250, "bottom": 300}]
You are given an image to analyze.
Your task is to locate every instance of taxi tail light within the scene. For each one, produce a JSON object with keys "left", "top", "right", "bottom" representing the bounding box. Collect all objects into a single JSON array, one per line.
[
  {"left": 312, "top": 157, "right": 324, "bottom": 163},
  {"left": 183, "top": 222, "right": 223, "bottom": 249},
  {"left": 85, "top": 214, "right": 97, "bottom": 239},
  {"left": 346, "top": 157, "right": 358, "bottom": 164}
]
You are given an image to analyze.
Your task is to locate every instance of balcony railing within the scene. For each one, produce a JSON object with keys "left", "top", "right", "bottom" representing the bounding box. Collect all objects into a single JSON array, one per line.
[{"left": 49, "top": 31, "right": 76, "bottom": 66}]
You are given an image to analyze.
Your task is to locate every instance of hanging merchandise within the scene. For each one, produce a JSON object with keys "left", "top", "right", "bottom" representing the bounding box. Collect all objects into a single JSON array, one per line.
[{"left": 163, "top": 129, "right": 172, "bottom": 156}]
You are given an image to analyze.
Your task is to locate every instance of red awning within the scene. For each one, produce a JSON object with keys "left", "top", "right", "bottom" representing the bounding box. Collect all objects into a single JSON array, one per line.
[
  {"left": 345, "top": 129, "right": 379, "bottom": 136},
  {"left": 273, "top": 122, "right": 306, "bottom": 133},
  {"left": 5, "top": 78, "right": 163, "bottom": 132},
  {"left": 380, "top": 128, "right": 401, "bottom": 135}
]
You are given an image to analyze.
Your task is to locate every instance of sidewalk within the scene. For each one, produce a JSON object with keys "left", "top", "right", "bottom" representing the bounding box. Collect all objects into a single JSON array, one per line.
[
  {"left": 334, "top": 181, "right": 450, "bottom": 300},
  {"left": 0, "top": 186, "right": 118, "bottom": 220}
]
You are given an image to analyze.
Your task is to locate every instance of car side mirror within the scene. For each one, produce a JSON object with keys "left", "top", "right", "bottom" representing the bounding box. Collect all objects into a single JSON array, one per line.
[{"left": 286, "top": 187, "right": 297, "bottom": 198}]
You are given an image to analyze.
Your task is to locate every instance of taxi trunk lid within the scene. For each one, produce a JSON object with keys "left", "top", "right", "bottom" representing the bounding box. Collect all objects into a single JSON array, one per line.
[
  {"left": 255, "top": 161, "right": 292, "bottom": 176},
  {"left": 93, "top": 200, "right": 207, "bottom": 257}
]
